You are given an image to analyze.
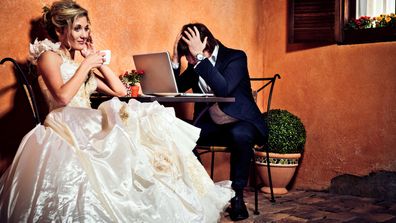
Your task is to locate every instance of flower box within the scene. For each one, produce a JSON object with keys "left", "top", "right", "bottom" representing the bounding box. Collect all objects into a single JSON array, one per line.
[{"left": 342, "top": 27, "right": 396, "bottom": 44}]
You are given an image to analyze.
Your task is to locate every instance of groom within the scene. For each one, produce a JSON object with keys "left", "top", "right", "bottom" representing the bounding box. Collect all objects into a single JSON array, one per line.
[{"left": 171, "top": 23, "right": 268, "bottom": 221}]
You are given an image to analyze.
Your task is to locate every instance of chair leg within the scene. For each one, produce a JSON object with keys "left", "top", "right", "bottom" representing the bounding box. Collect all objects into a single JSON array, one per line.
[
  {"left": 210, "top": 151, "right": 215, "bottom": 179},
  {"left": 253, "top": 156, "right": 260, "bottom": 215},
  {"left": 265, "top": 148, "right": 275, "bottom": 203}
]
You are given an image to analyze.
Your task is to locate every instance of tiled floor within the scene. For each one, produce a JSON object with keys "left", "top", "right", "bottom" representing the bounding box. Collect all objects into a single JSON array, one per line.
[{"left": 219, "top": 189, "right": 396, "bottom": 222}]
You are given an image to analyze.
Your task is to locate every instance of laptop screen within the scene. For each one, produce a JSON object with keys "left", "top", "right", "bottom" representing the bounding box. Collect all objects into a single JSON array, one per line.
[{"left": 132, "top": 52, "right": 179, "bottom": 95}]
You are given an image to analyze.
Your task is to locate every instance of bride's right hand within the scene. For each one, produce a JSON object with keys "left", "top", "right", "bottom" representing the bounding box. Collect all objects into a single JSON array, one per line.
[{"left": 82, "top": 51, "right": 105, "bottom": 69}]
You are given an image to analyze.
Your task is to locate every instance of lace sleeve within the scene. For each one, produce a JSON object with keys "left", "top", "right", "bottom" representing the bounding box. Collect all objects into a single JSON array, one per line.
[{"left": 28, "top": 38, "right": 61, "bottom": 65}]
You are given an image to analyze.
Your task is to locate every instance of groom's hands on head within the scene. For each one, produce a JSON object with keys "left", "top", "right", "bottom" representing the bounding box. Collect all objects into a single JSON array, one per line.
[{"left": 181, "top": 26, "right": 207, "bottom": 60}]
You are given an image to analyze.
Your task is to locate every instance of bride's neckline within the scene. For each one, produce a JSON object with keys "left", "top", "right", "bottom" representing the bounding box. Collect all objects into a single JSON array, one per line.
[{"left": 58, "top": 48, "right": 79, "bottom": 65}]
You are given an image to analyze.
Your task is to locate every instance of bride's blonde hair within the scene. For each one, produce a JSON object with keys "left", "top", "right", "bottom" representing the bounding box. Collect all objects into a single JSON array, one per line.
[{"left": 42, "top": 0, "right": 90, "bottom": 42}]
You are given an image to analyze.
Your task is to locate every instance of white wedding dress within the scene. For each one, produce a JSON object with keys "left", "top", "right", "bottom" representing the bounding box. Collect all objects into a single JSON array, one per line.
[{"left": 0, "top": 39, "right": 233, "bottom": 223}]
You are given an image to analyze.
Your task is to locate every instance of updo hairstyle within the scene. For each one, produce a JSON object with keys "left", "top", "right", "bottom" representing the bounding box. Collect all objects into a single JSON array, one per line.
[{"left": 42, "top": 0, "right": 89, "bottom": 41}]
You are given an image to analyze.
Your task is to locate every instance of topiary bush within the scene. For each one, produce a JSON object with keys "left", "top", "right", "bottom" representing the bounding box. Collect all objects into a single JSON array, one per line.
[{"left": 262, "top": 109, "right": 306, "bottom": 154}]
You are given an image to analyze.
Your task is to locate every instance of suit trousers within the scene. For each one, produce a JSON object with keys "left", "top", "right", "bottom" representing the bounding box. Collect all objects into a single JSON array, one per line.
[{"left": 195, "top": 112, "right": 261, "bottom": 190}]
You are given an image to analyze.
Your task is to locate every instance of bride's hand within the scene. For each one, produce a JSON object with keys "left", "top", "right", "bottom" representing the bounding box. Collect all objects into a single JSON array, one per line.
[
  {"left": 81, "top": 36, "right": 96, "bottom": 58},
  {"left": 82, "top": 51, "right": 105, "bottom": 69}
]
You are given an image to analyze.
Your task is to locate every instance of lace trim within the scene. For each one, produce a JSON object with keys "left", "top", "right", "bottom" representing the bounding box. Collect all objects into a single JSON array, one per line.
[{"left": 29, "top": 38, "right": 61, "bottom": 65}]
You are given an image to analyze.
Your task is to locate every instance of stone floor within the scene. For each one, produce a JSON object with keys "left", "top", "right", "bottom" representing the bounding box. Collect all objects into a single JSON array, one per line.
[{"left": 219, "top": 189, "right": 396, "bottom": 222}]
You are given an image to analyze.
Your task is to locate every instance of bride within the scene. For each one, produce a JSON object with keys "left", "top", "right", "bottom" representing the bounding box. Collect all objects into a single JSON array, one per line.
[{"left": 0, "top": 0, "right": 233, "bottom": 222}]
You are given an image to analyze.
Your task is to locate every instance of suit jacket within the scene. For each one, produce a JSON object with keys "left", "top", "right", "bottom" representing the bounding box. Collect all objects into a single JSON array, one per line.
[{"left": 174, "top": 42, "right": 268, "bottom": 138}]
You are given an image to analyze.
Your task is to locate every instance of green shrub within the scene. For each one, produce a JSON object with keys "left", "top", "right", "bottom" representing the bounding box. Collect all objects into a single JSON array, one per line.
[{"left": 262, "top": 109, "right": 306, "bottom": 154}]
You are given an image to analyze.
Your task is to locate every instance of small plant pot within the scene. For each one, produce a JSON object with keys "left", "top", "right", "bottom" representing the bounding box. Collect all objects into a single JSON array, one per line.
[
  {"left": 130, "top": 85, "right": 139, "bottom": 97},
  {"left": 254, "top": 151, "right": 301, "bottom": 195}
]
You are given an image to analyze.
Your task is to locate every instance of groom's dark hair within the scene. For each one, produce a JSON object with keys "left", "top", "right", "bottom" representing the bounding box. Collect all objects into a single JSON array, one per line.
[{"left": 177, "top": 23, "right": 218, "bottom": 57}]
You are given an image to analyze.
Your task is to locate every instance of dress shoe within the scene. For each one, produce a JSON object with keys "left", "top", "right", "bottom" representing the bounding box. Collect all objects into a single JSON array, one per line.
[{"left": 229, "top": 195, "right": 249, "bottom": 221}]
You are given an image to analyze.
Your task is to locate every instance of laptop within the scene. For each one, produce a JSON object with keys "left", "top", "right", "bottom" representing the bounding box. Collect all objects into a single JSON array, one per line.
[{"left": 132, "top": 52, "right": 214, "bottom": 97}]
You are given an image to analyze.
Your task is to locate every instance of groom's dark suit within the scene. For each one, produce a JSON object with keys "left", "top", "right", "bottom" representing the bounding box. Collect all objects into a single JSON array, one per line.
[{"left": 174, "top": 41, "right": 268, "bottom": 190}]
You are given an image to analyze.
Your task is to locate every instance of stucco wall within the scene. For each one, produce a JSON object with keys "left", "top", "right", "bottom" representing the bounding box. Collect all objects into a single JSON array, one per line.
[
  {"left": 1, "top": 0, "right": 395, "bottom": 190},
  {"left": 260, "top": 0, "right": 396, "bottom": 190}
]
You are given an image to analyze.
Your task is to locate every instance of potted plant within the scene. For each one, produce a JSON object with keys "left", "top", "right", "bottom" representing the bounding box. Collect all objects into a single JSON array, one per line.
[
  {"left": 254, "top": 109, "right": 306, "bottom": 195},
  {"left": 120, "top": 69, "right": 144, "bottom": 97}
]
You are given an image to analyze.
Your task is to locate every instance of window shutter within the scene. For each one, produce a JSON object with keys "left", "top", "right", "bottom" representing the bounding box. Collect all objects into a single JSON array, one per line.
[{"left": 288, "top": 0, "right": 336, "bottom": 43}]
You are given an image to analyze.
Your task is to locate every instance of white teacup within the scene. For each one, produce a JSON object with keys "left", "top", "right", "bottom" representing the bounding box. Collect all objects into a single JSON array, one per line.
[{"left": 100, "top": 50, "right": 111, "bottom": 65}]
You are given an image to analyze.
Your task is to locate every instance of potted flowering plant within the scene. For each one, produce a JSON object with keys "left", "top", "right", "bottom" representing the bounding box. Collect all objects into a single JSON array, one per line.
[
  {"left": 120, "top": 69, "right": 144, "bottom": 97},
  {"left": 120, "top": 69, "right": 144, "bottom": 86}
]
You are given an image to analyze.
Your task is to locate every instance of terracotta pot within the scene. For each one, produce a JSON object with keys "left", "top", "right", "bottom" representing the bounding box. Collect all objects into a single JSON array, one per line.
[
  {"left": 130, "top": 85, "right": 139, "bottom": 97},
  {"left": 254, "top": 151, "right": 301, "bottom": 195}
]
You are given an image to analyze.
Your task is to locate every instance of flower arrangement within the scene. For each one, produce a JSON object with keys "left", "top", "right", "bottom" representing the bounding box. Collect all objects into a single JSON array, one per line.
[
  {"left": 374, "top": 13, "right": 396, "bottom": 28},
  {"left": 120, "top": 69, "right": 144, "bottom": 86},
  {"left": 346, "top": 16, "right": 373, "bottom": 29},
  {"left": 345, "top": 13, "right": 396, "bottom": 30}
]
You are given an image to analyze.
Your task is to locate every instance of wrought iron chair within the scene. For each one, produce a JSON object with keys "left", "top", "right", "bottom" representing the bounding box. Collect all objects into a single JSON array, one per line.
[
  {"left": 1, "top": 57, "right": 41, "bottom": 125},
  {"left": 195, "top": 74, "right": 281, "bottom": 214}
]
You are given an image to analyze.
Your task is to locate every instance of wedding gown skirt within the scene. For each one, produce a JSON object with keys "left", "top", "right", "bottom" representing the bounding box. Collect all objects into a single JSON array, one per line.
[{"left": 0, "top": 98, "right": 233, "bottom": 222}]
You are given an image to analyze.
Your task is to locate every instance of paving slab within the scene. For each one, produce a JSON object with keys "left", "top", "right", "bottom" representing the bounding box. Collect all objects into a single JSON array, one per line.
[{"left": 219, "top": 189, "right": 396, "bottom": 222}]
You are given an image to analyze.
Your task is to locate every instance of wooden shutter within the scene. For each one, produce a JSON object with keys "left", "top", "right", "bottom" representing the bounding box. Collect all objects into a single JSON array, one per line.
[{"left": 288, "top": 0, "right": 336, "bottom": 43}]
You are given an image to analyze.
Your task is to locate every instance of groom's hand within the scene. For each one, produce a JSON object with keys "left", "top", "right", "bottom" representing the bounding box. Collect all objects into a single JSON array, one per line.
[{"left": 181, "top": 26, "right": 207, "bottom": 58}]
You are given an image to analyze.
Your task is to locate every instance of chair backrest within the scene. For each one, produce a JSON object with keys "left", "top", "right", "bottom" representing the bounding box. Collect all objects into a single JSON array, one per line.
[
  {"left": 1, "top": 57, "right": 41, "bottom": 124},
  {"left": 250, "top": 74, "right": 281, "bottom": 113}
]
